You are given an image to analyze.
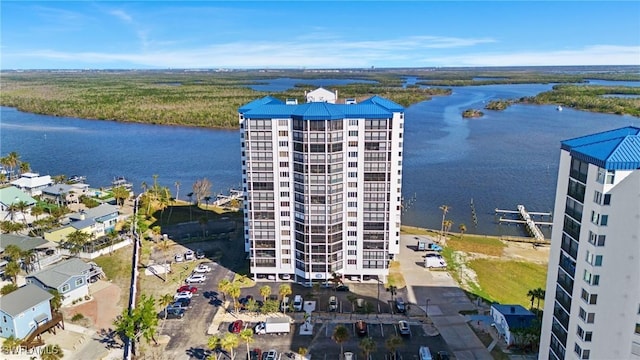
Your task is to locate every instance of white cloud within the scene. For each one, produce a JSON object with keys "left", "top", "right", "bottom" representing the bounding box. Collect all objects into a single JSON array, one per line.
[{"left": 108, "top": 9, "right": 133, "bottom": 23}]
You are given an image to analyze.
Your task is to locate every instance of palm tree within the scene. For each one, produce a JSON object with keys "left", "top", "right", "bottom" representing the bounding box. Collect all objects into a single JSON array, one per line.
[
  {"left": 239, "top": 328, "right": 254, "bottom": 360},
  {"left": 228, "top": 284, "right": 241, "bottom": 314},
  {"left": 217, "top": 279, "right": 231, "bottom": 302},
  {"left": 332, "top": 325, "right": 349, "bottom": 358},
  {"left": 40, "top": 344, "right": 64, "bottom": 360},
  {"left": 359, "top": 337, "right": 377, "bottom": 360},
  {"left": 260, "top": 285, "right": 271, "bottom": 302},
  {"left": 14, "top": 200, "right": 29, "bottom": 225},
  {"left": 5, "top": 152, "right": 20, "bottom": 177},
  {"left": 279, "top": 284, "right": 292, "bottom": 314},
  {"left": 199, "top": 216, "right": 208, "bottom": 238},
  {"left": 439, "top": 204, "right": 450, "bottom": 242},
  {"left": 385, "top": 335, "right": 404, "bottom": 360},
  {"left": 207, "top": 335, "right": 222, "bottom": 360},
  {"left": 3, "top": 336, "right": 22, "bottom": 353},
  {"left": 220, "top": 332, "right": 239, "bottom": 360},
  {"left": 112, "top": 186, "right": 130, "bottom": 206},
  {"left": 4, "top": 261, "right": 20, "bottom": 283},
  {"left": 49, "top": 289, "right": 63, "bottom": 312},
  {"left": 65, "top": 230, "right": 91, "bottom": 256},
  {"left": 174, "top": 181, "right": 181, "bottom": 202},
  {"left": 533, "top": 287, "right": 546, "bottom": 313},
  {"left": 157, "top": 239, "right": 172, "bottom": 269},
  {"left": 298, "top": 347, "right": 308, "bottom": 359},
  {"left": 31, "top": 206, "right": 45, "bottom": 221},
  {"left": 443, "top": 219, "right": 454, "bottom": 235},
  {"left": 186, "top": 192, "right": 194, "bottom": 221},
  {"left": 459, "top": 223, "right": 467, "bottom": 237},
  {"left": 19, "top": 161, "right": 30, "bottom": 175},
  {"left": 21, "top": 249, "right": 35, "bottom": 273},
  {"left": 204, "top": 196, "right": 212, "bottom": 209},
  {"left": 158, "top": 293, "right": 175, "bottom": 331}
]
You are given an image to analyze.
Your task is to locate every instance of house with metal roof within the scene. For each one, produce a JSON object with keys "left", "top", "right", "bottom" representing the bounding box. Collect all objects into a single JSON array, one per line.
[
  {"left": 0, "top": 186, "right": 36, "bottom": 224},
  {"left": 25, "top": 258, "right": 96, "bottom": 306},
  {"left": 9, "top": 172, "right": 52, "bottom": 197},
  {"left": 44, "top": 203, "right": 120, "bottom": 243},
  {"left": 0, "top": 234, "right": 60, "bottom": 272},
  {"left": 41, "top": 182, "right": 90, "bottom": 206},
  {"left": 0, "top": 284, "right": 53, "bottom": 339},
  {"left": 491, "top": 304, "right": 537, "bottom": 345}
]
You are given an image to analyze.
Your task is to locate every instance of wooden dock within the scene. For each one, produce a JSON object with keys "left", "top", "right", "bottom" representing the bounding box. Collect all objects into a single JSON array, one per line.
[{"left": 496, "top": 205, "right": 552, "bottom": 242}]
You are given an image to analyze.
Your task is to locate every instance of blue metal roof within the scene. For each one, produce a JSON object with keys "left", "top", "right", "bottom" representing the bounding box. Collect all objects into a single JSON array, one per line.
[
  {"left": 492, "top": 304, "right": 536, "bottom": 330},
  {"left": 239, "top": 94, "right": 402, "bottom": 120},
  {"left": 561, "top": 126, "right": 640, "bottom": 170}
]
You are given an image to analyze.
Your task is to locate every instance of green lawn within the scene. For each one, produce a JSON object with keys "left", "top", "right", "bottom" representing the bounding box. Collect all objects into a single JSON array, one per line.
[
  {"left": 469, "top": 258, "right": 547, "bottom": 308},
  {"left": 447, "top": 234, "right": 506, "bottom": 257},
  {"left": 93, "top": 246, "right": 133, "bottom": 307}
]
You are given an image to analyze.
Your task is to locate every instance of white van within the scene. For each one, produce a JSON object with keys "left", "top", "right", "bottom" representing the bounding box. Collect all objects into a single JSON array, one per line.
[
  {"left": 424, "top": 255, "right": 447, "bottom": 269},
  {"left": 419, "top": 346, "right": 433, "bottom": 360},
  {"left": 293, "top": 295, "right": 303, "bottom": 311}
]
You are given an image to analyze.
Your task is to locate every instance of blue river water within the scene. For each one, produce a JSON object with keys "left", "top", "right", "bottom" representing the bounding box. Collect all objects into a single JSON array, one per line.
[{"left": 1, "top": 79, "right": 639, "bottom": 236}]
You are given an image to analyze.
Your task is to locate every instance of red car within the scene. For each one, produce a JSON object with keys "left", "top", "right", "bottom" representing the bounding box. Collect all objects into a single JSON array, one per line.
[
  {"left": 230, "top": 320, "right": 244, "bottom": 333},
  {"left": 177, "top": 285, "right": 198, "bottom": 293}
]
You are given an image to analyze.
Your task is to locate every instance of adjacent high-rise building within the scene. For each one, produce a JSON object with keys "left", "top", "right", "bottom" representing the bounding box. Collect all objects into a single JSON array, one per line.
[
  {"left": 539, "top": 126, "right": 640, "bottom": 359},
  {"left": 239, "top": 88, "right": 404, "bottom": 284}
]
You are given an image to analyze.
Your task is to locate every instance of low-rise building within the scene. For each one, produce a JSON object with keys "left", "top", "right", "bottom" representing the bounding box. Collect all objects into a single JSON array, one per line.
[
  {"left": 26, "top": 258, "right": 100, "bottom": 306},
  {"left": 0, "top": 284, "right": 53, "bottom": 339},
  {"left": 41, "top": 183, "right": 90, "bottom": 206},
  {"left": 0, "top": 234, "right": 60, "bottom": 272},
  {"left": 491, "top": 304, "right": 537, "bottom": 346},
  {"left": 9, "top": 172, "right": 52, "bottom": 197}
]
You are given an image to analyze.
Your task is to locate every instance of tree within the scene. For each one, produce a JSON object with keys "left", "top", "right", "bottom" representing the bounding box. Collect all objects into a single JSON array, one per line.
[
  {"left": 4, "top": 261, "right": 20, "bottom": 283},
  {"left": 203, "top": 196, "right": 212, "bottom": 209},
  {"left": 113, "top": 294, "right": 159, "bottom": 355},
  {"left": 39, "top": 344, "right": 64, "bottom": 360},
  {"left": 359, "top": 337, "right": 377, "bottom": 360},
  {"left": 279, "top": 284, "right": 292, "bottom": 314},
  {"left": 528, "top": 287, "right": 546, "bottom": 313},
  {"left": 158, "top": 293, "right": 175, "bottom": 331},
  {"left": 443, "top": 219, "right": 454, "bottom": 235},
  {"left": 259, "top": 285, "right": 271, "bottom": 302},
  {"left": 174, "top": 181, "right": 181, "bottom": 202},
  {"left": 261, "top": 299, "right": 279, "bottom": 314},
  {"left": 228, "top": 284, "right": 241, "bottom": 314},
  {"left": 112, "top": 186, "right": 130, "bottom": 206},
  {"left": 239, "top": 328, "right": 254, "bottom": 360},
  {"left": 217, "top": 279, "right": 231, "bottom": 302},
  {"left": 220, "top": 332, "right": 239, "bottom": 360},
  {"left": 151, "top": 225, "right": 162, "bottom": 242},
  {"left": 2, "top": 336, "right": 22, "bottom": 353},
  {"left": 31, "top": 205, "right": 45, "bottom": 221},
  {"left": 1, "top": 283, "right": 18, "bottom": 295},
  {"left": 298, "top": 347, "right": 309, "bottom": 359},
  {"left": 186, "top": 192, "right": 194, "bottom": 222},
  {"left": 192, "top": 178, "right": 212, "bottom": 206},
  {"left": 21, "top": 249, "right": 35, "bottom": 273},
  {"left": 65, "top": 230, "right": 91, "bottom": 256},
  {"left": 459, "top": 223, "right": 467, "bottom": 237},
  {"left": 245, "top": 298, "right": 260, "bottom": 314},
  {"left": 19, "top": 161, "right": 31, "bottom": 175},
  {"left": 157, "top": 239, "right": 172, "bottom": 268},
  {"left": 207, "top": 335, "right": 222, "bottom": 360},
  {"left": 385, "top": 335, "right": 404, "bottom": 360},
  {"left": 199, "top": 216, "right": 208, "bottom": 238},
  {"left": 49, "top": 289, "right": 63, "bottom": 312},
  {"left": 0, "top": 220, "right": 25, "bottom": 234},
  {"left": 3, "top": 244, "right": 22, "bottom": 261},
  {"left": 439, "top": 204, "right": 450, "bottom": 241},
  {"left": 106, "top": 230, "right": 119, "bottom": 255},
  {"left": 332, "top": 325, "right": 349, "bottom": 358}
]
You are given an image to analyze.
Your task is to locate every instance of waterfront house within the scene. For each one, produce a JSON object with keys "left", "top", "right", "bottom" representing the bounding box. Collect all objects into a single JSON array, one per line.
[
  {"left": 25, "top": 258, "right": 98, "bottom": 306},
  {"left": 44, "top": 203, "right": 120, "bottom": 243},
  {"left": 0, "top": 186, "right": 36, "bottom": 223},
  {"left": 0, "top": 234, "right": 60, "bottom": 272},
  {"left": 41, "top": 183, "right": 90, "bottom": 206},
  {"left": 0, "top": 284, "right": 53, "bottom": 339},
  {"left": 9, "top": 173, "right": 52, "bottom": 197},
  {"left": 491, "top": 304, "right": 536, "bottom": 345}
]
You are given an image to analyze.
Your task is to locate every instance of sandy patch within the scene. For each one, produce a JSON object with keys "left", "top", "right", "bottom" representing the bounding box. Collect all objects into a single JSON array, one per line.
[{"left": 64, "top": 282, "right": 122, "bottom": 331}]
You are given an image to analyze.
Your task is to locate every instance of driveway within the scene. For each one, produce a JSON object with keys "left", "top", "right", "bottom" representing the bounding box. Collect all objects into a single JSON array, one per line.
[{"left": 399, "top": 234, "right": 493, "bottom": 360}]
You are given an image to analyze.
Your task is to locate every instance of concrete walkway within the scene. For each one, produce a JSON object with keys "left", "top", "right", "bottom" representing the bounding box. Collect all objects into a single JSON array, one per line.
[{"left": 398, "top": 234, "right": 493, "bottom": 360}]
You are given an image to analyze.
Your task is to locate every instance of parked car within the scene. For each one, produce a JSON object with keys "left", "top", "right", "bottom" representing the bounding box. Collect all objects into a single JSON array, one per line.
[
  {"left": 184, "top": 250, "right": 194, "bottom": 261},
  {"left": 328, "top": 296, "right": 338, "bottom": 312},
  {"left": 398, "top": 320, "right": 411, "bottom": 336},
  {"left": 172, "top": 298, "right": 191, "bottom": 308},
  {"left": 250, "top": 348, "right": 262, "bottom": 360},
  {"left": 436, "top": 351, "right": 450, "bottom": 360},
  {"left": 355, "top": 320, "right": 367, "bottom": 336},
  {"left": 280, "top": 274, "right": 291, "bottom": 280},
  {"left": 174, "top": 253, "right": 184, "bottom": 262},
  {"left": 395, "top": 297, "right": 406, "bottom": 313},
  {"left": 335, "top": 284, "right": 350, "bottom": 292},
  {"left": 343, "top": 352, "right": 354, "bottom": 360},
  {"left": 158, "top": 308, "right": 185, "bottom": 319},
  {"left": 193, "top": 264, "right": 211, "bottom": 273},
  {"left": 263, "top": 349, "right": 278, "bottom": 360},
  {"left": 185, "top": 273, "right": 207, "bottom": 284},
  {"left": 195, "top": 249, "right": 205, "bottom": 259},
  {"left": 177, "top": 285, "right": 198, "bottom": 293},
  {"left": 174, "top": 291, "right": 193, "bottom": 300},
  {"left": 230, "top": 320, "right": 244, "bottom": 333},
  {"left": 293, "top": 295, "right": 303, "bottom": 311},
  {"left": 254, "top": 322, "right": 266, "bottom": 335}
]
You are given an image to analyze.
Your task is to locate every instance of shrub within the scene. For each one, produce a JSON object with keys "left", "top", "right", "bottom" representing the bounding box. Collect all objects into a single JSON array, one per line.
[{"left": 71, "top": 313, "right": 85, "bottom": 322}]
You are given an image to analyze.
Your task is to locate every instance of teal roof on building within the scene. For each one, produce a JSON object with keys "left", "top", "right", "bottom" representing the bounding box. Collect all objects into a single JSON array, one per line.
[
  {"left": 0, "top": 186, "right": 36, "bottom": 207},
  {"left": 239, "top": 95, "right": 402, "bottom": 120},
  {"left": 561, "top": 126, "right": 640, "bottom": 170}
]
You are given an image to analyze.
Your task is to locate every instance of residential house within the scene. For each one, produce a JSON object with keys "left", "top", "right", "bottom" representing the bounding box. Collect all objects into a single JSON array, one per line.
[
  {"left": 44, "top": 203, "right": 120, "bottom": 243},
  {"left": 26, "top": 258, "right": 101, "bottom": 306},
  {"left": 41, "top": 183, "right": 90, "bottom": 206},
  {"left": 0, "top": 234, "right": 60, "bottom": 272},
  {"left": 0, "top": 284, "right": 53, "bottom": 339},
  {"left": 10, "top": 173, "right": 52, "bottom": 197},
  {"left": 491, "top": 304, "right": 537, "bottom": 345},
  {"left": 0, "top": 186, "right": 36, "bottom": 223}
]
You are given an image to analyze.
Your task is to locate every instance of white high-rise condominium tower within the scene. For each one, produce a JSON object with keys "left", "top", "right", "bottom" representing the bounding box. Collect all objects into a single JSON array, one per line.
[
  {"left": 238, "top": 88, "right": 404, "bottom": 284},
  {"left": 539, "top": 126, "right": 640, "bottom": 360}
]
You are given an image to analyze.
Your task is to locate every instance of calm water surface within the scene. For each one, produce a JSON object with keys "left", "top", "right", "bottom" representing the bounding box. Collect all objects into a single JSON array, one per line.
[{"left": 2, "top": 80, "right": 639, "bottom": 236}]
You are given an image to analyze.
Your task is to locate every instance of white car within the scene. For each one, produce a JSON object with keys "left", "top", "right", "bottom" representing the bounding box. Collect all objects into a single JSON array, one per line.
[
  {"left": 174, "top": 291, "right": 193, "bottom": 300},
  {"left": 328, "top": 296, "right": 338, "bottom": 312},
  {"left": 185, "top": 273, "right": 207, "bottom": 284},
  {"left": 264, "top": 350, "right": 278, "bottom": 360},
  {"left": 293, "top": 295, "right": 303, "bottom": 311},
  {"left": 253, "top": 322, "right": 266, "bottom": 335},
  {"left": 184, "top": 250, "right": 194, "bottom": 261},
  {"left": 193, "top": 264, "right": 211, "bottom": 273},
  {"left": 174, "top": 253, "right": 184, "bottom": 262}
]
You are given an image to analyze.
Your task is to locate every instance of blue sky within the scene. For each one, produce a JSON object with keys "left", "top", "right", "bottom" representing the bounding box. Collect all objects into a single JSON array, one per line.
[{"left": 2, "top": 1, "right": 639, "bottom": 69}]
